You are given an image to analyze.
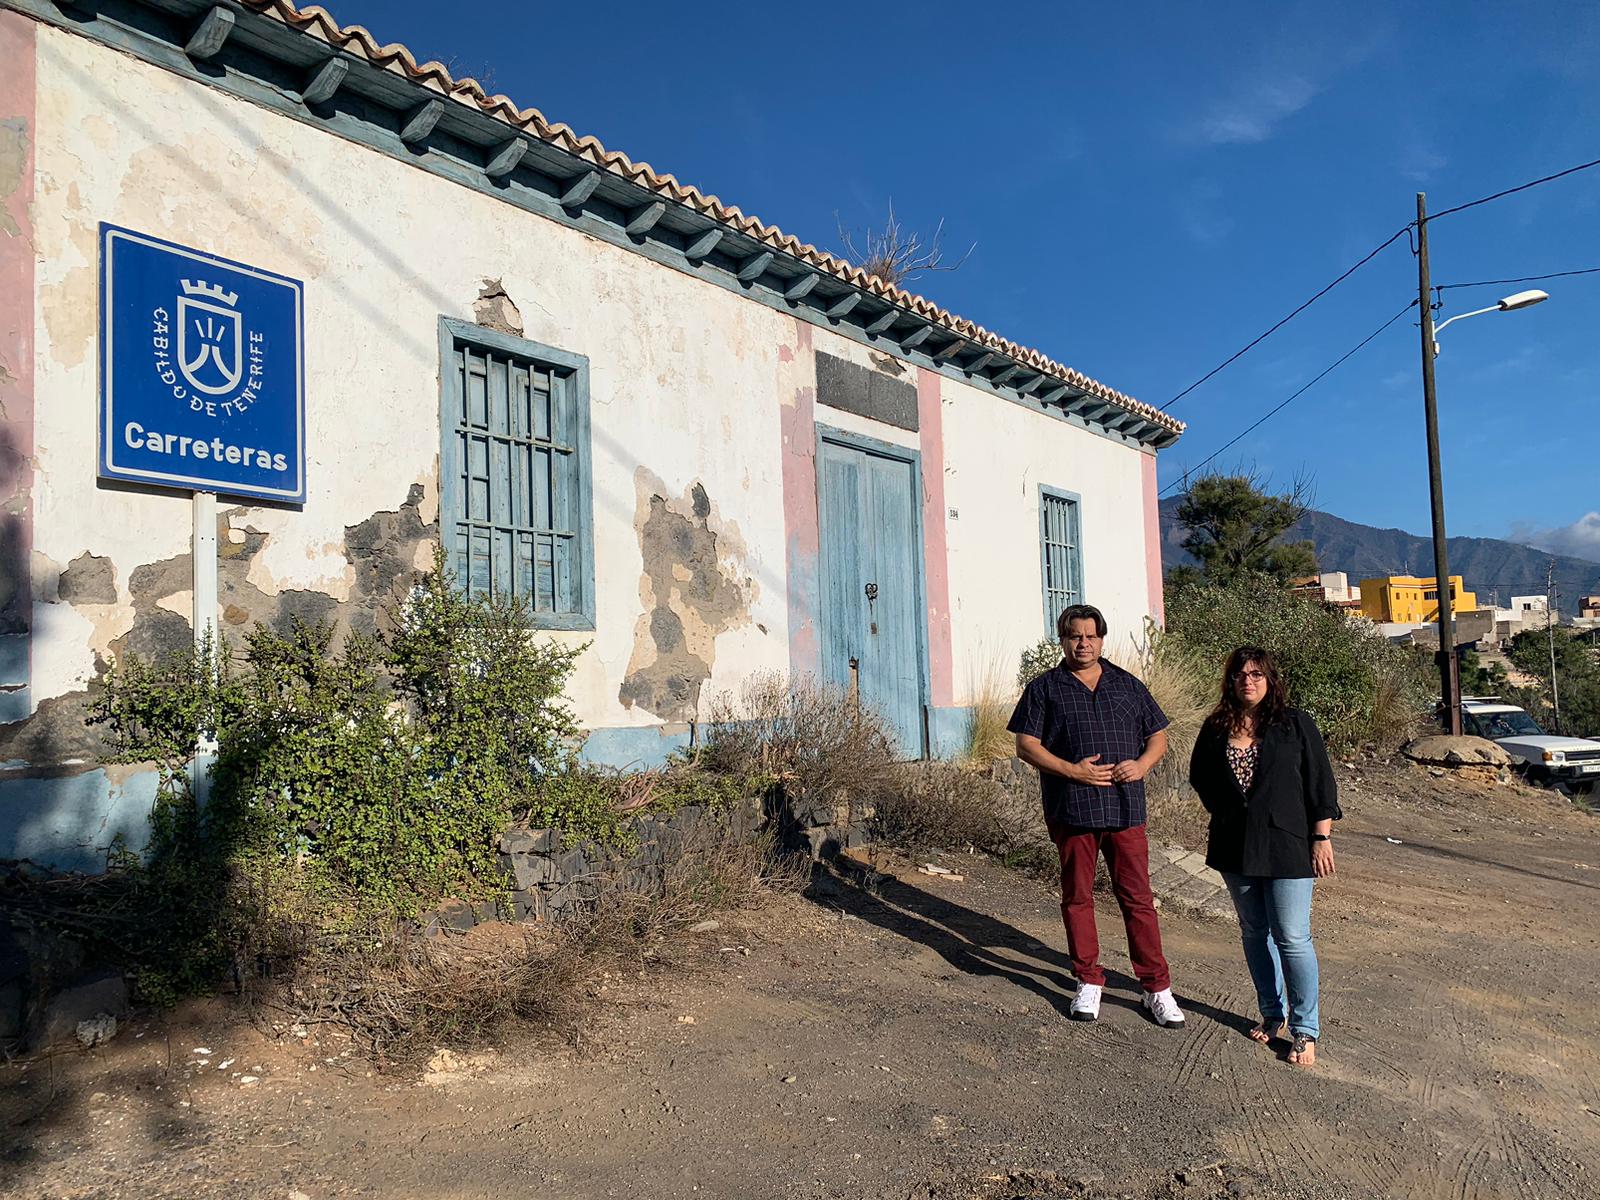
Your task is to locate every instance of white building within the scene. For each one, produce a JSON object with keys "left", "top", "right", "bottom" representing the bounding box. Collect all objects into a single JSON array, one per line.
[
  {"left": 1509, "top": 595, "right": 1551, "bottom": 619},
  {"left": 0, "top": 0, "right": 1183, "bottom": 869}
]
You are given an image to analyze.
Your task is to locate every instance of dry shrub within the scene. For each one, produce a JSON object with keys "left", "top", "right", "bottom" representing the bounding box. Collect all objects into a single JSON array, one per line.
[
  {"left": 872, "top": 761, "right": 1050, "bottom": 865},
  {"left": 699, "top": 672, "right": 901, "bottom": 812},
  {"left": 964, "top": 652, "right": 1016, "bottom": 764},
  {"left": 276, "top": 829, "right": 806, "bottom": 1071},
  {"left": 1125, "top": 622, "right": 1213, "bottom": 851},
  {"left": 1367, "top": 656, "right": 1426, "bottom": 751}
]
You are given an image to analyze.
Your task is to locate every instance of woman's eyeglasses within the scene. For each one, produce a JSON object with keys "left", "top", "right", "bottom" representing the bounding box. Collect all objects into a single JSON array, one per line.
[{"left": 1232, "top": 669, "right": 1267, "bottom": 683}]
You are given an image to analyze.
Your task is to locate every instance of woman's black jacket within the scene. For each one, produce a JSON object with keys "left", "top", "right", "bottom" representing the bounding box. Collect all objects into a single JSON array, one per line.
[{"left": 1188, "top": 708, "right": 1341, "bottom": 879}]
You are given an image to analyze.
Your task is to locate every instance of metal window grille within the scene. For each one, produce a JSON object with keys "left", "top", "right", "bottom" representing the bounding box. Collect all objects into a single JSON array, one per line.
[
  {"left": 449, "top": 340, "right": 579, "bottom": 612},
  {"left": 1040, "top": 491, "right": 1083, "bottom": 633}
]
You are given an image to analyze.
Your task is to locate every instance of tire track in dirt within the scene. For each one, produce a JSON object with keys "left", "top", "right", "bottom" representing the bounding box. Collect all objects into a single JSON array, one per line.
[
  {"left": 1251, "top": 1060, "right": 1391, "bottom": 1198},
  {"left": 1325, "top": 1021, "right": 1413, "bottom": 1089},
  {"left": 1438, "top": 1134, "right": 1495, "bottom": 1200},
  {"left": 1217, "top": 1052, "right": 1305, "bottom": 1191},
  {"left": 1165, "top": 990, "right": 1240, "bottom": 1090}
]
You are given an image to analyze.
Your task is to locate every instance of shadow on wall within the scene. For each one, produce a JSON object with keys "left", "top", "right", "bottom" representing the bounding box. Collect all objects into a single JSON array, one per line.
[{"left": 1, "top": 417, "right": 28, "bottom": 719}]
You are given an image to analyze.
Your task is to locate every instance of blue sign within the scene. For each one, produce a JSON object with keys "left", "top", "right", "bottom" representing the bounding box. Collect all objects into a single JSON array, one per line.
[{"left": 100, "top": 224, "right": 305, "bottom": 503}]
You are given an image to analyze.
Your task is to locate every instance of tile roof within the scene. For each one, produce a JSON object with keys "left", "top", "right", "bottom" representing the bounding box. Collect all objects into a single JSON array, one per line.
[{"left": 239, "top": 1, "right": 1183, "bottom": 438}]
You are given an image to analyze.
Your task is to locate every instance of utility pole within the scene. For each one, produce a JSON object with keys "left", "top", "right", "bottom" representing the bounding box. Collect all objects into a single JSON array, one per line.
[
  {"left": 1547, "top": 558, "right": 1561, "bottom": 733},
  {"left": 1416, "top": 192, "right": 1461, "bottom": 735}
]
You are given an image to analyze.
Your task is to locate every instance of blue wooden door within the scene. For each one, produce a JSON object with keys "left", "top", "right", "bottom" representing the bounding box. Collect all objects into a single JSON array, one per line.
[{"left": 817, "top": 436, "right": 927, "bottom": 756}]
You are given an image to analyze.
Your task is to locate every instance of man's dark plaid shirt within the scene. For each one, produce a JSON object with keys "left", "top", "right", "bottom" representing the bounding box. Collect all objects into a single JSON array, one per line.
[{"left": 1007, "top": 657, "right": 1170, "bottom": 830}]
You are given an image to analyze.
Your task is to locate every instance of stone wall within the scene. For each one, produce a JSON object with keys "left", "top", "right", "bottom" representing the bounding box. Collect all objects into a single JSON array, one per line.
[{"left": 424, "top": 797, "right": 772, "bottom": 935}]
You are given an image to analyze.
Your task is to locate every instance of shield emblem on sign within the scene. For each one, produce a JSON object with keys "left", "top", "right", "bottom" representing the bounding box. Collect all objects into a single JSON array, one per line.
[{"left": 177, "top": 281, "right": 244, "bottom": 396}]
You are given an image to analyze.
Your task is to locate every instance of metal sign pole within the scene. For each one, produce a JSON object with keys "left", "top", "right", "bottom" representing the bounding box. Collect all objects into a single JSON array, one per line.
[{"left": 190, "top": 490, "right": 217, "bottom": 801}]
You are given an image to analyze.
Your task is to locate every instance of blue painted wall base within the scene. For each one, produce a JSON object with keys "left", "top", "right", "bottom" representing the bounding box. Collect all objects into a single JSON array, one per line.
[
  {"left": 0, "top": 768, "right": 161, "bottom": 874},
  {"left": 927, "top": 706, "right": 976, "bottom": 761},
  {"left": 579, "top": 724, "right": 694, "bottom": 770}
]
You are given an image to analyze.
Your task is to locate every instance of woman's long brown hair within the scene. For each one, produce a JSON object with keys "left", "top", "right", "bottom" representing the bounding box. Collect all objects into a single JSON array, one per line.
[{"left": 1203, "top": 645, "right": 1290, "bottom": 736}]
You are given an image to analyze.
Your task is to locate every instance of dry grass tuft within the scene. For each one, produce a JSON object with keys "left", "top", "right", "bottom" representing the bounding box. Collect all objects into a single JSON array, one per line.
[
  {"left": 964, "top": 651, "right": 1017, "bottom": 765},
  {"left": 1125, "top": 622, "right": 1214, "bottom": 851}
]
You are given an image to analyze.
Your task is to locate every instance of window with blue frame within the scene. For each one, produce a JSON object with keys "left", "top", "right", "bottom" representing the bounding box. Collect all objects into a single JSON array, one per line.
[
  {"left": 438, "top": 319, "right": 595, "bottom": 629},
  {"left": 1039, "top": 486, "right": 1084, "bottom": 634}
]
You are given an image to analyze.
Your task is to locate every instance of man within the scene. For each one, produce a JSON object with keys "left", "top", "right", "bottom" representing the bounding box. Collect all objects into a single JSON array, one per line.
[{"left": 1008, "top": 603, "right": 1185, "bottom": 1028}]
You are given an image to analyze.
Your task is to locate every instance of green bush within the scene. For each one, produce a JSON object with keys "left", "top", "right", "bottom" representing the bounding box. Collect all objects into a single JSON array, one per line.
[
  {"left": 87, "top": 552, "right": 590, "bottom": 1001},
  {"left": 1163, "top": 571, "right": 1431, "bottom": 751},
  {"left": 1017, "top": 638, "right": 1061, "bottom": 689}
]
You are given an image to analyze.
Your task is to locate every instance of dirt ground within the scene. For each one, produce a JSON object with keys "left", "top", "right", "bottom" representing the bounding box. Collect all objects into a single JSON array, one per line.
[{"left": 5, "top": 759, "right": 1600, "bottom": 1200}]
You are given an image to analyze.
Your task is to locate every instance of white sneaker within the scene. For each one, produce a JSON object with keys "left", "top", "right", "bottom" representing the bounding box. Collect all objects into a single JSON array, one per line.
[
  {"left": 1143, "top": 987, "right": 1186, "bottom": 1029},
  {"left": 1070, "top": 983, "right": 1102, "bottom": 1022}
]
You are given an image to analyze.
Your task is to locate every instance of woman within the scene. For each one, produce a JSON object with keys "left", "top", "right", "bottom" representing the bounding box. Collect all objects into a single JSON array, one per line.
[{"left": 1189, "top": 646, "right": 1340, "bottom": 1068}]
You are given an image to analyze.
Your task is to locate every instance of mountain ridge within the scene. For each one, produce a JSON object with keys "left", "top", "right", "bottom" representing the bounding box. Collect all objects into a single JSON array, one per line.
[{"left": 1158, "top": 498, "right": 1600, "bottom": 609}]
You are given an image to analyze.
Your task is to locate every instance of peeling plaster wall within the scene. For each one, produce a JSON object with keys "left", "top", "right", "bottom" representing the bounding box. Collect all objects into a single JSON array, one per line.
[
  {"left": 619, "top": 472, "right": 756, "bottom": 722},
  {"left": 8, "top": 25, "right": 802, "bottom": 865},
  {"left": 7, "top": 21, "right": 1162, "bottom": 867}
]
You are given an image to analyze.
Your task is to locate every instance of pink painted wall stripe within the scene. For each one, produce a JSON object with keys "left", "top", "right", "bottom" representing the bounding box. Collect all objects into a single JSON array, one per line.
[
  {"left": 1141, "top": 453, "right": 1164, "bottom": 625},
  {"left": 917, "top": 369, "right": 954, "bottom": 707},
  {"left": 0, "top": 11, "right": 36, "bottom": 681},
  {"left": 779, "top": 320, "right": 821, "bottom": 678}
]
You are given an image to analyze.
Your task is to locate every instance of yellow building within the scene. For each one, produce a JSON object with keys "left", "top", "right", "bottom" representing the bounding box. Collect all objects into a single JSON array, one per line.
[{"left": 1358, "top": 575, "right": 1478, "bottom": 623}]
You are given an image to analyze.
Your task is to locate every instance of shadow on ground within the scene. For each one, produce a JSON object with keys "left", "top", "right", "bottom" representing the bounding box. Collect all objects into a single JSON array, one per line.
[{"left": 804, "top": 863, "right": 1250, "bottom": 1035}]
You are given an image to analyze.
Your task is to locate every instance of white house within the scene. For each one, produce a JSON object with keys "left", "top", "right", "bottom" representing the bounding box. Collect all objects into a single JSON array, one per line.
[{"left": 0, "top": 0, "right": 1184, "bottom": 870}]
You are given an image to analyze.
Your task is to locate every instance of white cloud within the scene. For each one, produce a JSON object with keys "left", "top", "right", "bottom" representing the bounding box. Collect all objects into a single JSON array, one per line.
[
  {"left": 1400, "top": 143, "right": 1448, "bottom": 183},
  {"left": 1188, "top": 75, "right": 1322, "bottom": 146},
  {"left": 1509, "top": 512, "right": 1600, "bottom": 561},
  {"left": 1176, "top": 178, "right": 1234, "bottom": 245}
]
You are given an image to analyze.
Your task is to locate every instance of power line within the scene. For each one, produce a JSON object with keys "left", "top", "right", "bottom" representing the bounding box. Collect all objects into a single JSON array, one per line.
[
  {"left": 1436, "top": 265, "right": 1600, "bottom": 292},
  {"left": 1426, "top": 154, "right": 1600, "bottom": 222},
  {"left": 1159, "top": 227, "right": 1411, "bottom": 412},
  {"left": 1159, "top": 154, "right": 1600, "bottom": 414},
  {"left": 1159, "top": 300, "right": 1417, "bottom": 498}
]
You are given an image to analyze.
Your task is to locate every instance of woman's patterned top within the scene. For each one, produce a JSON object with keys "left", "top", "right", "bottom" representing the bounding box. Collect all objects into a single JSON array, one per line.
[{"left": 1226, "top": 742, "right": 1259, "bottom": 796}]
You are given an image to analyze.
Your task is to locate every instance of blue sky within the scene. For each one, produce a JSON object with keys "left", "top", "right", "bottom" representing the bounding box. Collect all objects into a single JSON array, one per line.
[{"left": 332, "top": 0, "right": 1600, "bottom": 560}]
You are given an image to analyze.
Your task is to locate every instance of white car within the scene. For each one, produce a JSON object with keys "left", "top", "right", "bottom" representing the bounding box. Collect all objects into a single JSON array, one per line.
[{"left": 1462, "top": 698, "right": 1600, "bottom": 793}]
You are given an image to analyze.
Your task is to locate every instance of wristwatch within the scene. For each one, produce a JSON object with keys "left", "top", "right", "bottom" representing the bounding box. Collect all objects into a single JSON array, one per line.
[{"left": 1310, "top": 834, "right": 1330, "bottom": 842}]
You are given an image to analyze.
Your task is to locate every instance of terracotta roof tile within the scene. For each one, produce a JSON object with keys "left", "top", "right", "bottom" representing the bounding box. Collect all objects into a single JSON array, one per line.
[{"left": 240, "top": 0, "right": 1183, "bottom": 438}]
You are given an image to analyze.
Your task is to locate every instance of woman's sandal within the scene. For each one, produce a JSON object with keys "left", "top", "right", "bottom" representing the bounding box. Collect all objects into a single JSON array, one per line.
[
  {"left": 1288, "top": 1032, "right": 1317, "bottom": 1067},
  {"left": 1247, "top": 1021, "right": 1285, "bottom": 1045}
]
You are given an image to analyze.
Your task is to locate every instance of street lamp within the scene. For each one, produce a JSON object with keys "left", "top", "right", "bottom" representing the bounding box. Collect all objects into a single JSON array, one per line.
[
  {"left": 1433, "top": 289, "right": 1549, "bottom": 347},
  {"left": 1416, "top": 190, "right": 1550, "bottom": 736}
]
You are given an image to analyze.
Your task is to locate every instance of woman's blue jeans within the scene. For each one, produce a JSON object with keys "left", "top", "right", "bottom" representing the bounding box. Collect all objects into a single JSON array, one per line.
[{"left": 1221, "top": 873, "right": 1320, "bottom": 1040}]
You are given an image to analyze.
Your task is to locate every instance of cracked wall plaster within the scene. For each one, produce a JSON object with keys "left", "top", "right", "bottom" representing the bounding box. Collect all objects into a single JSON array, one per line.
[
  {"left": 618, "top": 471, "right": 755, "bottom": 722},
  {"left": 0, "top": 485, "right": 438, "bottom": 773}
]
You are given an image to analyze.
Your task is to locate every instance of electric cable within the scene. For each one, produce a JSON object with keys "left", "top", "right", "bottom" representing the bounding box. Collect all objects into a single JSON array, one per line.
[
  {"left": 1159, "top": 154, "right": 1600, "bottom": 413},
  {"left": 1425, "top": 155, "right": 1600, "bottom": 222},
  {"left": 1159, "top": 300, "right": 1417, "bottom": 498},
  {"left": 1436, "top": 266, "right": 1600, "bottom": 292},
  {"left": 1158, "top": 227, "right": 1411, "bottom": 412}
]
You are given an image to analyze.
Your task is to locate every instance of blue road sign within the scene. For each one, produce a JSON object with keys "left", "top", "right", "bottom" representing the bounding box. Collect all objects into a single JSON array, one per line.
[{"left": 99, "top": 224, "right": 305, "bottom": 503}]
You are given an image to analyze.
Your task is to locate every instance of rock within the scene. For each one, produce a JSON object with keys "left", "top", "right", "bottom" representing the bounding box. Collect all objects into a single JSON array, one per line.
[
  {"left": 39, "top": 968, "right": 128, "bottom": 1050},
  {"left": 499, "top": 827, "right": 556, "bottom": 856},
  {"left": 432, "top": 900, "right": 478, "bottom": 933},
  {"left": 499, "top": 852, "right": 555, "bottom": 891},
  {"left": 1404, "top": 735, "right": 1511, "bottom": 768},
  {"left": 75, "top": 1013, "right": 118, "bottom": 1048},
  {"left": 688, "top": 920, "right": 721, "bottom": 933}
]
